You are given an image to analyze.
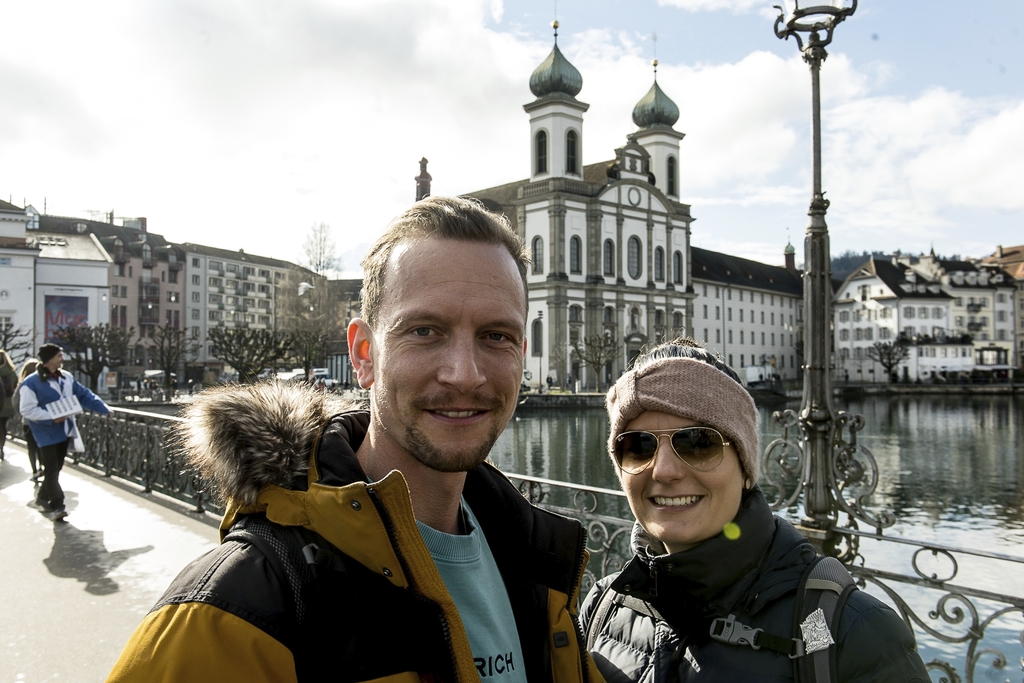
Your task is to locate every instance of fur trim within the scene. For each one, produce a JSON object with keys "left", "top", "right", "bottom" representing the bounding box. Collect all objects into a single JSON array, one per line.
[{"left": 176, "top": 381, "right": 360, "bottom": 507}]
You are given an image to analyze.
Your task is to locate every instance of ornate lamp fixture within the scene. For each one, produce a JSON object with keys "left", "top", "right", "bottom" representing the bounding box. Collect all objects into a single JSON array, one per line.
[{"left": 761, "top": 0, "right": 895, "bottom": 555}]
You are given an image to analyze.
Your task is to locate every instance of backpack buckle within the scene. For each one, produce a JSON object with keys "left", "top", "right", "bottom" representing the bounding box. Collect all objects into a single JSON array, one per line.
[{"left": 709, "top": 614, "right": 762, "bottom": 649}]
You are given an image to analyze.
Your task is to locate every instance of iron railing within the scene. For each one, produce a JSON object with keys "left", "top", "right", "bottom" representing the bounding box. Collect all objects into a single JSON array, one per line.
[{"left": 6, "top": 410, "right": 1022, "bottom": 682}]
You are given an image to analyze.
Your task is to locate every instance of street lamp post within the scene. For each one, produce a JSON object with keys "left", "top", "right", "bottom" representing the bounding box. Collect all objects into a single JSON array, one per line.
[{"left": 763, "top": 0, "right": 895, "bottom": 553}]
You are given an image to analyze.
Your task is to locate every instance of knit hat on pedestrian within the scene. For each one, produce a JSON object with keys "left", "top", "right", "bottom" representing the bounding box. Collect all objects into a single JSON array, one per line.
[
  {"left": 38, "top": 343, "right": 63, "bottom": 365},
  {"left": 606, "top": 356, "right": 761, "bottom": 484}
]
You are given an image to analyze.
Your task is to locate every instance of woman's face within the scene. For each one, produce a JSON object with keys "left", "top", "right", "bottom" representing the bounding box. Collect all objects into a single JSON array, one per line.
[{"left": 617, "top": 410, "right": 745, "bottom": 553}]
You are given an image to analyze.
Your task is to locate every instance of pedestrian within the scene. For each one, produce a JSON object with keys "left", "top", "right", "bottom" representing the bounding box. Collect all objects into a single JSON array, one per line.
[
  {"left": 107, "top": 196, "right": 601, "bottom": 683},
  {"left": 19, "top": 343, "right": 111, "bottom": 521},
  {"left": 13, "top": 358, "right": 43, "bottom": 481},
  {"left": 0, "top": 349, "right": 18, "bottom": 461},
  {"left": 581, "top": 336, "right": 929, "bottom": 683}
]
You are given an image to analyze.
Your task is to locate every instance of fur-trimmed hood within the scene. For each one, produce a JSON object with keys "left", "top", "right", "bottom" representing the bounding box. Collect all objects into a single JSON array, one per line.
[{"left": 176, "top": 381, "right": 360, "bottom": 507}]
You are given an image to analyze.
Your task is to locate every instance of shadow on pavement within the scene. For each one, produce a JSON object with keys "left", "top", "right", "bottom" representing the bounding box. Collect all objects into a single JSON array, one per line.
[
  {"left": 0, "top": 459, "right": 30, "bottom": 491},
  {"left": 44, "top": 522, "right": 155, "bottom": 595}
]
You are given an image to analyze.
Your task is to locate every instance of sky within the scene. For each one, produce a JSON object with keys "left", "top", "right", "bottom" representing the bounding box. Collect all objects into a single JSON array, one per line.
[{"left": 2, "top": 0, "right": 1022, "bottom": 277}]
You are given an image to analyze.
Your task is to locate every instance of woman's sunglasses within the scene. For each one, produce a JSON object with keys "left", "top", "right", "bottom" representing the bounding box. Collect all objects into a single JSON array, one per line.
[{"left": 613, "top": 427, "right": 731, "bottom": 474}]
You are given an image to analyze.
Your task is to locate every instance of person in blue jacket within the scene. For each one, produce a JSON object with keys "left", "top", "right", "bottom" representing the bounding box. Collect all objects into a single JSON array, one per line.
[{"left": 19, "top": 343, "right": 110, "bottom": 520}]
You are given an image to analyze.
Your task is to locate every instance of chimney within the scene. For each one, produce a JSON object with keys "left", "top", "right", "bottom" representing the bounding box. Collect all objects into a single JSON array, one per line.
[
  {"left": 415, "top": 157, "right": 432, "bottom": 201},
  {"left": 140, "top": 217, "right": 147, "bottom": 233}
]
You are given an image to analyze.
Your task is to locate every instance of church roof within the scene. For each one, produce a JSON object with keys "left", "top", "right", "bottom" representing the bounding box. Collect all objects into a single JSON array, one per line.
[
  {"left": 632, "top": 77, "right": 679, "bottom": 129},
  {"left": 529, "top": 42, "right": 583, "bottom": 98}
]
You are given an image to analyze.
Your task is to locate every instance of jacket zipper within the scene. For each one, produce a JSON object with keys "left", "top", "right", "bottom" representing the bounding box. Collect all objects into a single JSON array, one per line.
[
  {"left": 568, "top": 525, "right": 592, "bottom": 683},
  {"left": 366, "top": 486, "right": 460, "bottom": 683}
]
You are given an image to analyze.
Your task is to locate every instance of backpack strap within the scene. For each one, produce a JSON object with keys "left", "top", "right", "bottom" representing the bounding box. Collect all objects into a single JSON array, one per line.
[
  {"left": 793, "top": 556, "right": 858, "bottom": 683},
  {"left": 585, "top": 583, "right": 665, "bottom": 651}
]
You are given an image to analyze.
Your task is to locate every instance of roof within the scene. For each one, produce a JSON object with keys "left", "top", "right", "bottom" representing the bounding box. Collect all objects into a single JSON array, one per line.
[
  {"left": 981, "top": 244, "right": 1024, "bottom": 280},
  {"left": 39, "top": 215, "right": 180, "bottom": 262},
  {"left": 690, "top": 246, "right": 802, "bottom": 297},
  {"left": 0, "top": 199, "right": 24, "bottom": 212},
  {"left": 181, "top": 242, "right": 305, "bottom": 272},
  {"left": 841, "top": 257, "right": 951, "bottom": 300},
  {"left": 29, "top": 232, "right": 112, "bottom": 263}
]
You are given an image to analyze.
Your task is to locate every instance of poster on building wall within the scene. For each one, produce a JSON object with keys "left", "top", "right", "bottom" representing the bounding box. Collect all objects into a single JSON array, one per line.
[{"left": 45, "top": 295, "right": 89, "bottom": 342}]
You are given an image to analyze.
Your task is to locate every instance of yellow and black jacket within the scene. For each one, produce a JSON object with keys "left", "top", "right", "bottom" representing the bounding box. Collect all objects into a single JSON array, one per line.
[{"left": 107, "top": 384, "right": 601, "bottom": 683}]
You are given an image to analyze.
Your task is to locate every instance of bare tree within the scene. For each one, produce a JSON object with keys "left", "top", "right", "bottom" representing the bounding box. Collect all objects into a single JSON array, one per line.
[
  {"left": 0, "top": 323, "right": 34, "bottom": 363},
  {"left": 866, "top": 341, "right": 910, "bottom": 382},
  {"left": 571, "top": 334, "right": 621, "bottom": 391},
  {"left": 53, "top": 324, "right": 136, "bottom": 391},
  {"left": 301, "top": 222, "right": 338, "bottom": 278},
  {"left": 150, "top": 326, "right": 201, "bottom": 394},
  {"left": 208, "top": 327, "right": 292, "bottom": 383}
]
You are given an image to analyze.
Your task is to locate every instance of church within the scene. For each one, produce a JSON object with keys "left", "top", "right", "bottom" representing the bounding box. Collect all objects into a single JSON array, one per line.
[{"left": 464, "top": 27, "right": 801, "bottom": 391}]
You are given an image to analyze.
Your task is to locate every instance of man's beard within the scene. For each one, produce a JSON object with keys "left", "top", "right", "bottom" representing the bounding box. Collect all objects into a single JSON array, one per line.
[{"left": 403, "top": 391, "right": 507, "bottom": 472}]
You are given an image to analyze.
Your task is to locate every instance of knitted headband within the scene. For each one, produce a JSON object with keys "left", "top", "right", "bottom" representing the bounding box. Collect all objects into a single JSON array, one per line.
[{"left": 605, "top": 357, "right": 760, "bottom": 483}]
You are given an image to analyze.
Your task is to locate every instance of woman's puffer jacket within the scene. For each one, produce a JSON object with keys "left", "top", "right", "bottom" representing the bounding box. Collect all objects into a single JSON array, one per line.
[{"left": 580, "top": 488, "right": 929, "bottom": 683}]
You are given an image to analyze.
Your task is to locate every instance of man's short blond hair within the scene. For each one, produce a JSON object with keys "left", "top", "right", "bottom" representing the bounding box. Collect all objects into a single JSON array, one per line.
[{"left": 360, "top": 196, "right": 530, "bottom": 328}]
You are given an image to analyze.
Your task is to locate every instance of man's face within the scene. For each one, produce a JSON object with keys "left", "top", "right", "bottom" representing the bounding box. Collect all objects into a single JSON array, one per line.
[
  {"left": 43, "top": 351, "right": 63, "bottom": 373},
  {"left": 351, "top": 237, "right": 527, "bottom": 472}
]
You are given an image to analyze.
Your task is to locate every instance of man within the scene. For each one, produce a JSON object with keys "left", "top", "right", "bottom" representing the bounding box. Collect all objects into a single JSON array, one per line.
[
  {"left": 107, "top": 196, "right": 602, "bottom": 683},
  {"left": 19, "top": 343, "right": 111, "bottom": 520}
]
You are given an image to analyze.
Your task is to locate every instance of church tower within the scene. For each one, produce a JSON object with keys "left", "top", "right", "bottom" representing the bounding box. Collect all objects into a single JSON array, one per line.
[
  {"left": 632, "top": 60, "right": 684, "bottom": 199},
  {"left": 523, "top": 22, "right": 589, "bottom": 181}
]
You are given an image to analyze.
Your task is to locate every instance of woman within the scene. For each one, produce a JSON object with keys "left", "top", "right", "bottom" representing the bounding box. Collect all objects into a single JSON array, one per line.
[
  {"left": 580, "top": 338, "right": 928, "bottom": 683},
  {"left": 14, "top": 358, "right": 43, "bottom": 481},
  {"left": 0, "top": 350, "right": 16, "bottom": 461}
]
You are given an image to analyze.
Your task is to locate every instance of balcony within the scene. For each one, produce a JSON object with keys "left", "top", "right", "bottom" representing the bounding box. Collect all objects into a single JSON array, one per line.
[
  {"left": 967, "top": 322, "right": 984, "bottom": 332},
  {"left": 966, "top": 303, "right": 985, "bottom": 313},
  {"left": 138, "top": 280, "right": 160, "bottom": 303},
  {"left": 138, "top": 305, "right": 160, "bottom": 325}
]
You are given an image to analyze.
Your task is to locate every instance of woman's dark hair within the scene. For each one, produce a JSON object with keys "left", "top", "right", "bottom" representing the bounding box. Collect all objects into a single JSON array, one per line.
[{"left": 633, "top": 336, "right": 743, "bottom": 386}]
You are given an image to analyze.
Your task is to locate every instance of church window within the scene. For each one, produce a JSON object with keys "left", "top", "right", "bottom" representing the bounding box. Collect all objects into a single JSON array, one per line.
[
  {"left": 532, "top": 236, "right": 543, "bottom": 274},
  {"left": 673, "top": 311, "right": 683, "bottom": 329},
  {"left": 627, "top": 236, "right": 642, "bottom": 279},
  {"left": 654, "top": 247, "right": 664, "bottom": 281},
  {"left": 603, "top": 240, "right": 615, "bottom": 276},
  {"left": 535, "top": 131, "right": 548, "bottom": 174},
  {"left": 532, "top": 319, "right": 543, "bottom": 356},
  {"left": 570, "top": 236, "right": 582, "bottom": 274},
  {"left": 673, "top": 251, "right": 682, "bottom": 284},
  {"left": 667, "top": 156, "right": 677, "bottom": 196},
  {"left": 566, "top": 130, "right": 578, "bottom": 175},
  {"left": 604, "top": 306, "right": 615, "bottom": 324},
  {"left": 655, "top": 310, "right": 664, "bottom": 327},
  {"left": 569, "top": 305, "right": 583, "bottom": 322}
]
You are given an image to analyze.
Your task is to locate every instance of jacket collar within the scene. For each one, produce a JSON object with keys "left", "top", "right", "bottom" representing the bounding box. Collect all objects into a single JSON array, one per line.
[
  {"left": 612, "top": 487, "right": 783, "bottom": 621},
  {"left": 38, "top": 366, "right": 62, "bottom": 382}
]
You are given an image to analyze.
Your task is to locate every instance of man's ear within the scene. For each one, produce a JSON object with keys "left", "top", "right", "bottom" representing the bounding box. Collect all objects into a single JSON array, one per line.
[{"left": 348, "top": 319, "right": 375, "bottom": 389}]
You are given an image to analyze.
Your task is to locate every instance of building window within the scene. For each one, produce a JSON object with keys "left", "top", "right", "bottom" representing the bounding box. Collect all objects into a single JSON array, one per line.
[
  {"left": 667, "top": 156, "right": 677, "bottom": 196},
  {"left": 604, "top": 240, "right": 615, "bottom": 276},
  {"left": 673, "top": 311, "right": 683, "bottom": 329},
  {"left": 566, "top": 130, "right": 578, "bottom": 175},
  {"left": 535, "top": 131, "right": 548, "bottom": 174},
  {"left": 673, "top": 251, "right": 682, "bottom": 284},
  {"left": 569, "top": 305, "right": 582, "bottom": 323},
  {"left": 903, "top": 307, "right": 914, "bottom": 319},
  {"left": 191, "top": 309, "right": 199, "bottom": 320},
  {"left": 703, "top": 304, "right": 708, "bottom": 318},
  {"left": 604, "top": 306, "right": 615, "bottom": 324},
  {"left": 627, "top": 236, "right": 642, "bottom": 279},
  {"left": 531, "top": 319, "right": 543, "bottom": 356},
  {"left": 570, "top": 236, "right": 582, "bottom": 274},
  {"left": 191, "top": 292, "right": 200, "bottom": 302},
  {"left": 532, "top": 236, "right": 543, "bottom": 274},
  {"left": 654, "top": 247, "right": 664, "bottom": 281},
  {"left": 630, "top": 308, "right": 640, "bottom": 332},
  {"left": 192, "top": 258, "right": 200, "bottom": 267}
]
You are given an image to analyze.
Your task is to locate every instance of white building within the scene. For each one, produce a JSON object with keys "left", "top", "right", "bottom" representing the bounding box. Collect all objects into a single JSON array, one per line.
[
  {"left": 467, "top": 39, "right": 695, "bottom": 390},
  {"left": 981, "top": 244, "right": 1024, "bottom": 370},
  {"left": 0, "top": 200, "right": 38, "bottom": 361},
  {"left": 689, "top": 245, "right": 803, "bottom": 382},
  {"left": 30, "top": 232, "right": 112, "bottom": 349}
]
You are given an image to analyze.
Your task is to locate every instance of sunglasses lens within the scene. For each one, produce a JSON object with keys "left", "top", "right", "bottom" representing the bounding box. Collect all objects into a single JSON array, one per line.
[
  {"left": 615, "top": 432, "right": 659, "bottom": 473},
  {"left": 671, "top": 428, "right": 725, "bottom": 470}
]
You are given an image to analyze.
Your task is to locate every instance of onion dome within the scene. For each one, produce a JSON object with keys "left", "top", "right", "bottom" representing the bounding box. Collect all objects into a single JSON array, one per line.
[
  {"left": 784, "top": 241, "right": 796, "bottom": 255},
  {"left": 632, "top": 60, "right": 679, "bottom": 128},
  {"left": 529, "top": 22, "right": 583, "bottom": 98}
]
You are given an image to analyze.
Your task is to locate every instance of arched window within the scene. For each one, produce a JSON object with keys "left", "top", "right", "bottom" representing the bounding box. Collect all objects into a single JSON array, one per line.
[
  {"left": 566, "top": 130, "right": 578, "bottom": 175},
  {"left": 667, "top": 156, "right": 678, "bottom": 196},
  {"left": 532, "top": 236, "right": 544, "bottom": 274},
  {"left": 673, "top": 250, "right": 683, "bottom": 284},
  {"left": 532, "top": 319, "right": 543, "bottom": 356},
  {"left": 604, "top": 306, "right": 615, "bottom": 324},
  {"left": 603, "top": 240, "right": 615, "bottom": 276},
  {"left": 569, "top": 236, "right": 582, "bottom": 274},
  {"left": 627, "top": 236, "right": 642, "bottom": 279},
  {"left": 141, "top": 242, "right": 152, "bottom": 265},
  {"left": 569, "top": 305, "right": 583, "bottom": 323},
  {"left": 535, "top": 131, "right": 548, "bottom": 175},
  {"left": 654, "top": 247, "right": 664, "bottom": 281}
]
